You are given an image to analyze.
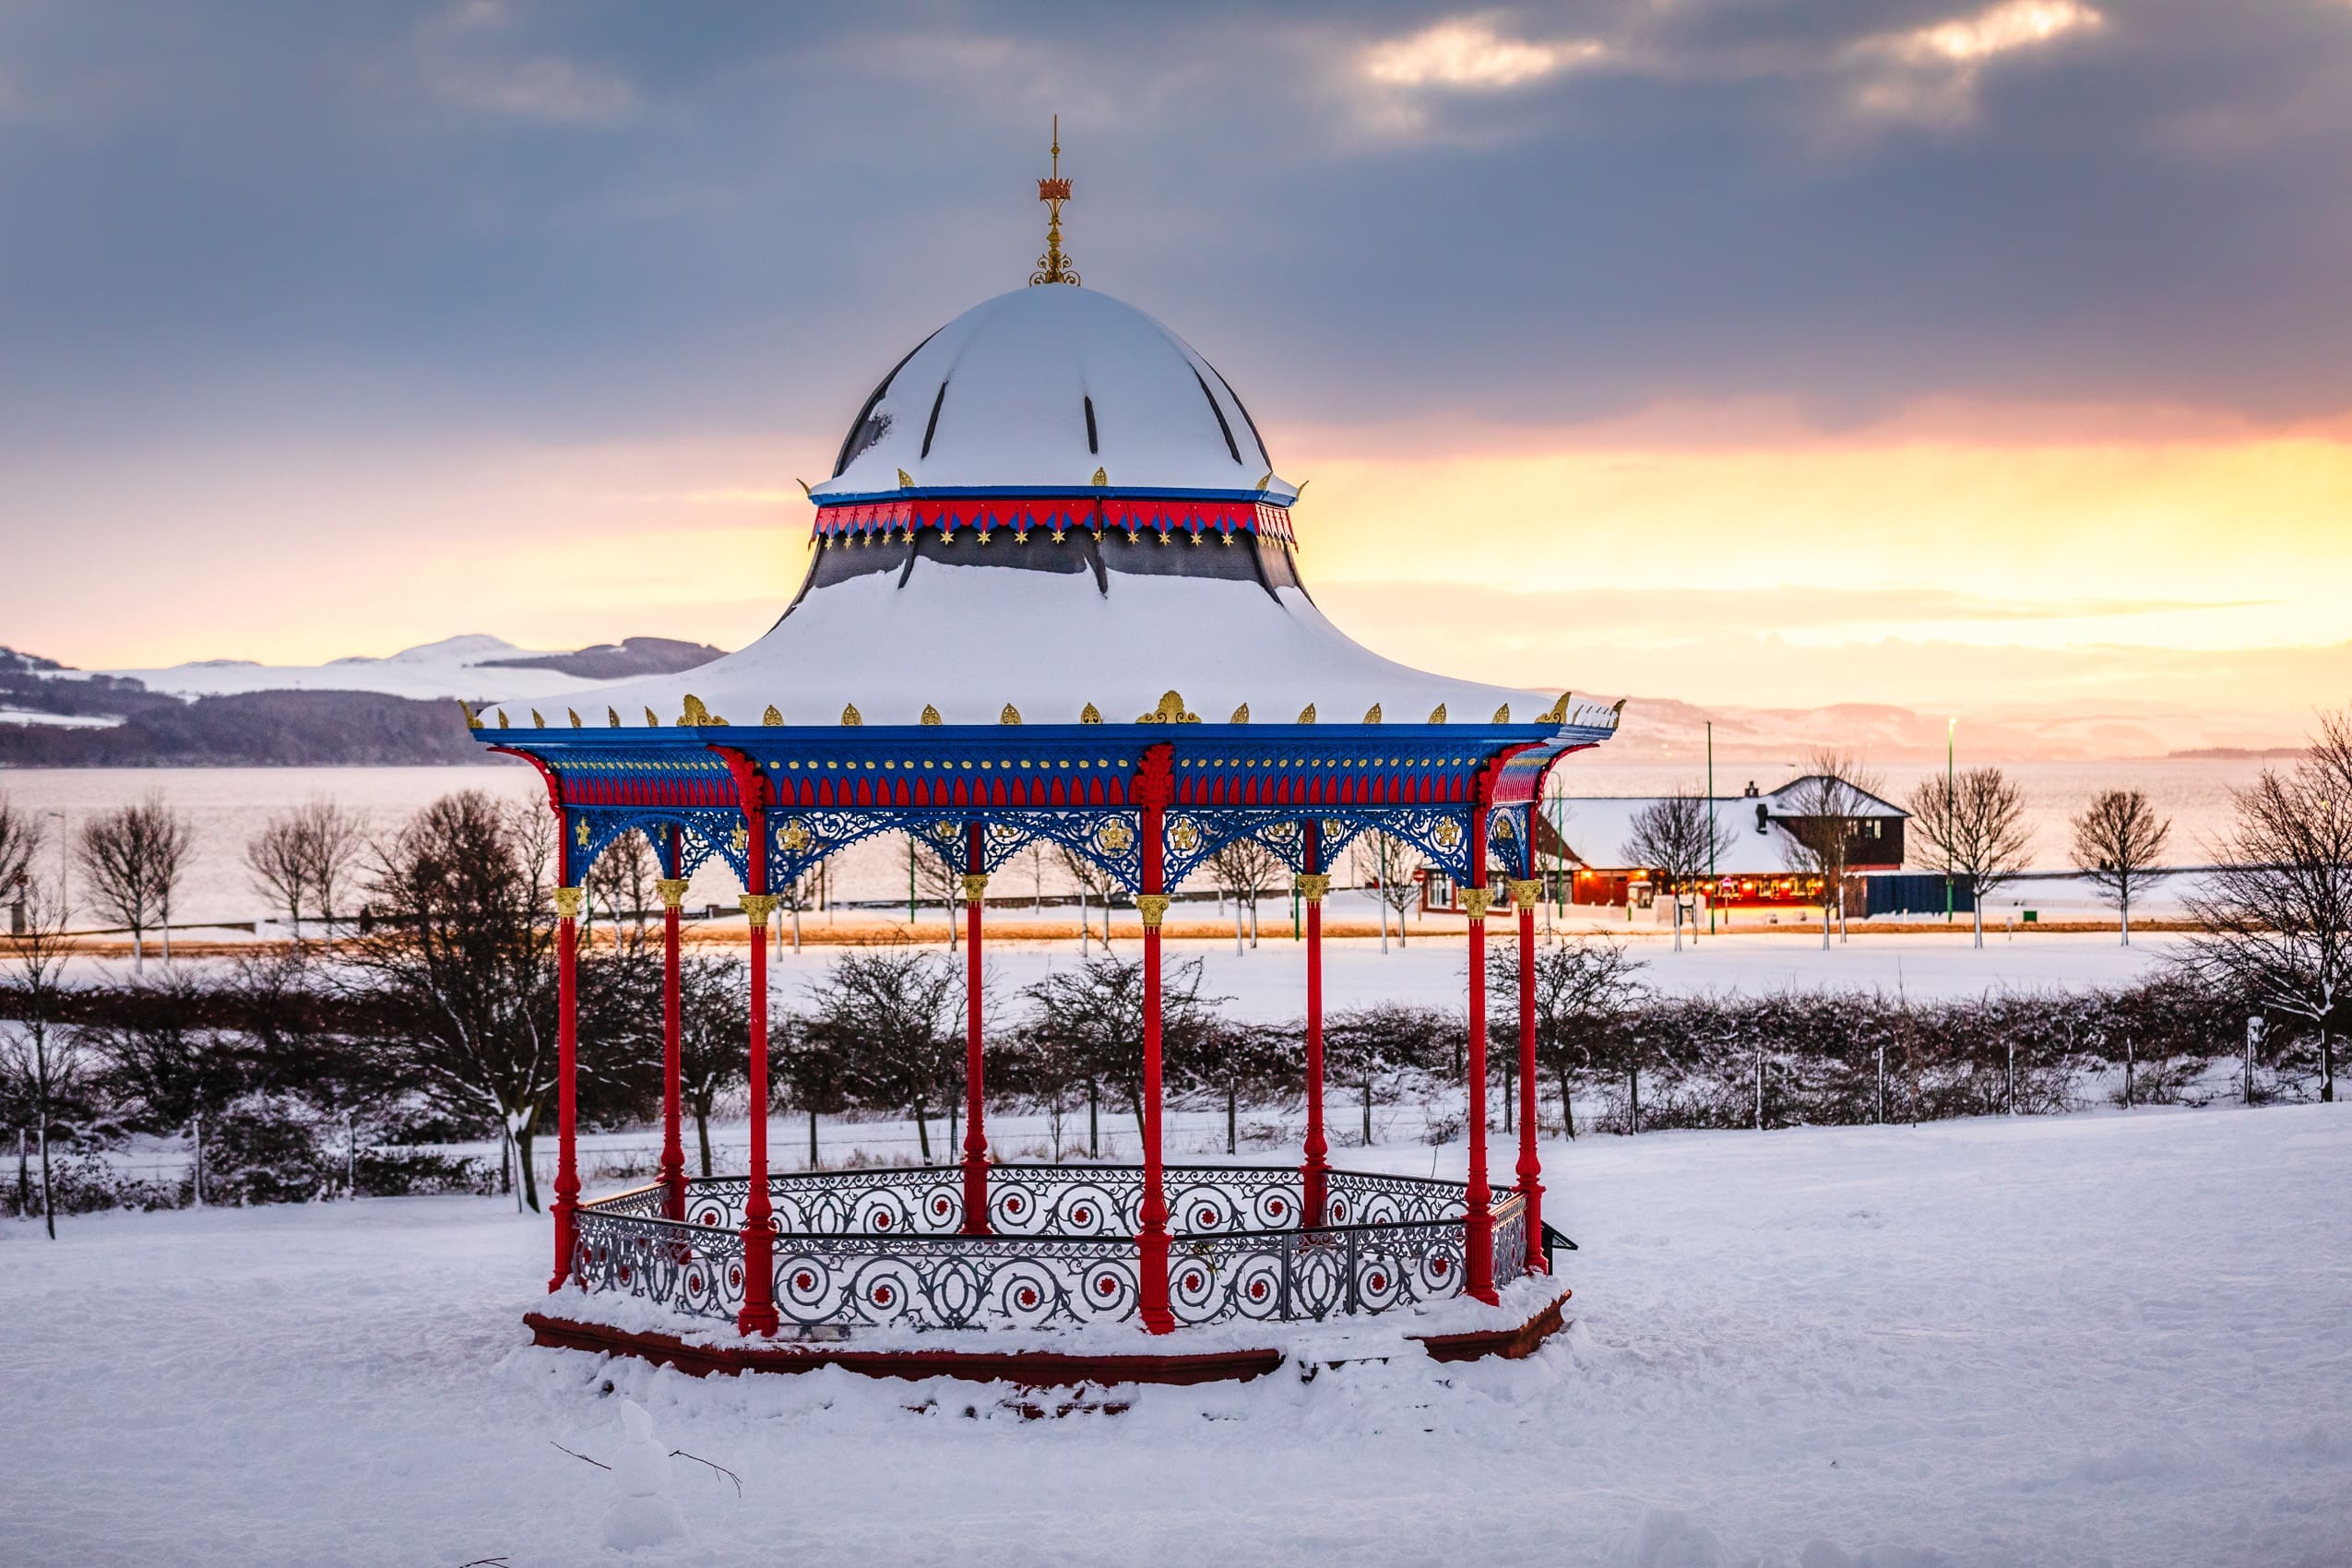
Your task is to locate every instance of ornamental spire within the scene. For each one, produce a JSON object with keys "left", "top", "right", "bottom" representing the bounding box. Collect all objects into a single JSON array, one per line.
[{"left": 1029, "top": 114, "right": 1079, "bottom": 287}]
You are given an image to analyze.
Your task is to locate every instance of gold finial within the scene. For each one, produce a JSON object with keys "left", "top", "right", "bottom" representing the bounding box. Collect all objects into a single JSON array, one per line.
[
  {"left": 841, "top": 703, "right": 863, "bottom": 727},
  {"left": 1000, "top": 703, "right": 1022, "bottom": 726},
  {"left": 1298, "top": 702, "right": 1316, "bottom": 724},
  {"left": 1138, "top": 690, "right": 1196, "bottom": 724},
  {"left": 762, "top": 704, "right": 783, "bottom": 726},
  {"left": 897, "top": 468, "right": 915, "bottom": 490},
  {"left": 566, "top": 707, "right": 582, "bottom": 729},
  {"left": 1428, "top": 703, "right": 1446, "bottom": 724},
  {"left": 1091, "top": 466, "right": 1108, "bottom": 487},
  {"left": 1539, "top": 691, "right": 1572, "bottom": 724},
  {"left": 921, "top": 704, "right": 943, "bottom": 726},
  {"left": 679, "top": 694, "right": 726, "bottom": 727},
  {"left": 1254, "top": 470, "right": 1272, "bottom": 490},
  {"left": 1229, "top": 702, "right": 1250, "bottom": 724},
  {"left": 530, "top": 709, "right": 546, "bottom": 728},
  {"left": 458, "top": 700, "right": 481, "bottom": 731},
  {"left": 1080, "top": 702, "right": 1102, "bottom": 724},
  {"left": 1029, "top": 115, "right": 1080, "bottom": 287},
  {"left": 644, "top": 707, "right": 660, "bottom": 728},
  {"left": 1610, "top": 696, "right": 1627, "bottom": 725},
  {"left": 1363, "top": 702, "right": 1382, "bottom": 725},
  {"left": 607, "top": 706, "right": 621, "bottom": 728},
  {"left": 796, "top": 478, "right": 812, "bottom": 497},
  {"left": 495, "top": 708, "right": 510, "bottom": 728},
  {"left": 1493, "top": 703, "right": 1512, "bottom": 723}
]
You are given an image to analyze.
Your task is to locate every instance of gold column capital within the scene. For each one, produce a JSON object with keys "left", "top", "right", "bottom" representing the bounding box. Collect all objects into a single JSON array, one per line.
[
  {"left": 1505, "top": 878, "right": 1543, "bottom": 908},
  {"left": 1134, "top": 893, "right": 1171, "bottom": 929},
  {"left": 740, "top": 894, "right": 780, "bottom": 926},
  {"left": 655, "top": 878, "right": 691, "bottom": 909},
  {"left": 1295, "top": 873, "right": 1331, "bottom": 904},
  {"left": 1460, "top": 887, "right": 1492, "bottom": 920},
  {"left": 961, "top": 873, "right": 991, "bottom": 901},
  {"left": 552, "top": 886, "right": 584, "bottom": 921}
]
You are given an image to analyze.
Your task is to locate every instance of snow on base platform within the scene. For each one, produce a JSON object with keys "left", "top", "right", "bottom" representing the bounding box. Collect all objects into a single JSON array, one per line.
[{"left": 4, "top": 1105, "right": 2347, "bottom": 1566}]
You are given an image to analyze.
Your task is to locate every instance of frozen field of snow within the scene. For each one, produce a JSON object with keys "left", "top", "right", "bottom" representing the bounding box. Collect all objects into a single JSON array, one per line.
[{"left": 5, "top": 1103, "right": 2346, "bottom": 1567}]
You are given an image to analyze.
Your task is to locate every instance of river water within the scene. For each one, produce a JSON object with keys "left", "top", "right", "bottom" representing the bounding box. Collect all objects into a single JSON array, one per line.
[{"left": 0, "top": 756, "right": 2276, "bottom": 930}]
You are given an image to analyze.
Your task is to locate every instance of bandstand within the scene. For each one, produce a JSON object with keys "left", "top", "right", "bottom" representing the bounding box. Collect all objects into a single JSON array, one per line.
[{"left": 472, "top": 141, "right": 1620, "bottom": 1382}]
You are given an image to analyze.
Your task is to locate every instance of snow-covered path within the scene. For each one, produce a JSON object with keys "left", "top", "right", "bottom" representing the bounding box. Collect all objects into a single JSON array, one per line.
[{"left": 5, "top": 1105, "right": 2346, "bottom": 1567}]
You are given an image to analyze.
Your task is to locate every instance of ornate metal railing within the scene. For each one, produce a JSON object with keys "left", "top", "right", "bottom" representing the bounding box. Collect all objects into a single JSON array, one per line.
[{"left": 571, "top": 1165, "right": 1538, "bottom": 1334}]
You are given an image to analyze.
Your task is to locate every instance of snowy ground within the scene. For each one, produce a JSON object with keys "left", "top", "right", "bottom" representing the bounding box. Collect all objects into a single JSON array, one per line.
[{"left": 6, "top": 1104, "right": 2346, "bottom": 1567}]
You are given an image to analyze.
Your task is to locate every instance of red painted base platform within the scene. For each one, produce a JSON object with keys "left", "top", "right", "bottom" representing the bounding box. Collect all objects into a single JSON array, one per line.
[{"left": 525, "top": 1289, "right": 1569, "bottom": 1389}]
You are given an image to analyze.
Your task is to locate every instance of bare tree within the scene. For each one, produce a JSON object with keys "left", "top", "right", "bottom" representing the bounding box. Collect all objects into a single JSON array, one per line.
[
  {"left": 906, "top": 833, "right": 965, "bottom": 953},
  {"left": 0, "top": 883, "right": 89, "bottom": 1237},
  {"left": 585, "top": 827, "right": 659, "bottom": 955},
  {"left": 341, "top": 790, "right": 651, "bottom": 1210},
  {"left": 76, "top": 795, "right": 196, "bottom": 971},
  {"left": 1625, "top": 790, "right": 1731, "bottom": 952},
  {"left": 1204, "top": 836, "right": 1282, "bottom": 954},
  {"left": 1906, "top": 766, "right": 2033, "bottom": 949},
  {"left": 675, "top": 955, "right": 750, "bottom": 1176},
  {"left": 2179, "top": 710, "right": 2352, "bottom": 1102},
  {"left": 1777, "top": 749, "right": 1888, "bottom": 949},
  {"left": 1489, "top": 936, "right": 1649, "bottom": 1136},
  {"left": 1355, "top": 830, "right": 1419, "bottom": 951},
  {"left": 245, "top": 798, "right": 363, "bottom": 951},
  {"left": 799, "top": 946, "right": 966, "bottom": 1162},
  {"left": 1054, "top": 843, "right": 1119, "bottom": 954},
  {"left": 0, "top": 795, "right": 42, "bottom": 933},
  {"left": 2069, "top": 789, "right": 2173, "bottom": 945}
]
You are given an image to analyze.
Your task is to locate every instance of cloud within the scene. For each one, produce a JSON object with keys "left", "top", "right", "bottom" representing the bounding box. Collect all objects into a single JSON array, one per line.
[
  {"left": 1848, "top": 0, "right": 2105, "bottom": 125},
  {"left": 435, "top": 56, "right": 638, "bottom": 124},
  {"left": 1361, "top": 18, "right": 1606, "bottom": 91}
]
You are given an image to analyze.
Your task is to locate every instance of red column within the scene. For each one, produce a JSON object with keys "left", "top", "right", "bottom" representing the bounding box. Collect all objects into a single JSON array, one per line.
[
  {"left": 1135, "top": 747, "right": 1174, "bottom": 1333},
  {"left": 961, "top": 823, "right": 991, "bottom": 1235},
  {"left": 656, "top": 873, "right": 689, "bottom": 1220},
  {"left": 1511, "top": 876, "right": 1545, "bottom": 1273},
  {"left": 738, "top": 887, "right": 779, "bottom": 1336},
  {"left": 549, "top": 884, "right": 582, "bottom": 1292},
  {"left": 1463, "top": 814, "right": 1497, "bottom": 1304},
  {"left": 1299, "top": 822, "right": 1330, "bottom": 1229}
]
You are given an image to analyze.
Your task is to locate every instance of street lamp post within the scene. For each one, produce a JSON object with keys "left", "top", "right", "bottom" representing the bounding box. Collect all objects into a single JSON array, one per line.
[{"left": 1943, "top": 718, "right": 1955, "bottom": 925}]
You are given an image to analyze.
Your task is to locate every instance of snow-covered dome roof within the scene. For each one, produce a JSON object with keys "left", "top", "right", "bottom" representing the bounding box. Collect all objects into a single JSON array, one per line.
[
  {"left": 812, "top": 286, "right": 1293, "bottom": 501},
  {"left": 474, "top": 275, "right": 1612, "bottom": 732}
]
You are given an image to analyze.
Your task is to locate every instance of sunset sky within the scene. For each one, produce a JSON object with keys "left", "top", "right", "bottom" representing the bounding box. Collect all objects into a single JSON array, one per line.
[{"left": 5, "top": 2, "right": 2348, "bottom": 741}]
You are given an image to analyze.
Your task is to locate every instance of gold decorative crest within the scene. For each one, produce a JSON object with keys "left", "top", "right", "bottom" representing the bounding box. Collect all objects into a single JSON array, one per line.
[
  {"left": 1362, "top": 703, "right": 1382, "bottom": 725},
  {"left": 897, "top": 468, "right": 915, "bottom": 490},
  {"left": 530, "top": 709, "right": 546, "bottom": 729},
  {"left": 1297, "top": 703, "right": 1316, "bottom": 724},
  {"left": 1428, "top": 704, "right": 1446, "bottom": 724},
  {"left": 458, "top": 701, "right": 481, "bottom": 731},
  {"left": 567, "top": 707, "right": 582, "bottom": 729},
  {"left": 1000, "top": 704, "right": 1022, "bottom": 726},
  {"left": 1091, "top": 467, "right": 1108, "bottom": 487},
  {"left": 644, "top": 707, "right": 661, "bottom": 728},
  {"left": 1229, "top": 703, "right": 1250, "bottom": 724},
  {"left": 841, "top": 704, "right": 863, "bottom": 727},
  {"left": 1539, "top": 692, "right": 1572, "bottom": 725},
  {"left": 762, "top": 705, "right": 783, "bottom": 727},
  {"left": 607, "top": 707, "right": 621, "bottom": 728},
  {"left": 679, "top": 694, "right": 727, "bottom": 728},
  {"left": 1493, "top": 703, "right": 1512, "bottom": 723},
  {"left": 1079, "top": 702, "right": 1102, "bottom": 724},
  {"left": 495, "top": 708, "right": 510, "bottom": 728},
  {"left": 1137, "top": 690, "right": 1197, "bottom": 725}
]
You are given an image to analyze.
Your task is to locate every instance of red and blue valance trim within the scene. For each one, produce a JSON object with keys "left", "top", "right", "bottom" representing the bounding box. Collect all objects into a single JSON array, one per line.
[{"left": 812, "top": 495, "right": 1296, "bottom": 548}]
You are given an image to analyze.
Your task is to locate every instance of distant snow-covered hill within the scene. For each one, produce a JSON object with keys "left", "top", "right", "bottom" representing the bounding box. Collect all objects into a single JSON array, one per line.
[{"left": 94, "top": 634, "right": 725, "bottom": 703}]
